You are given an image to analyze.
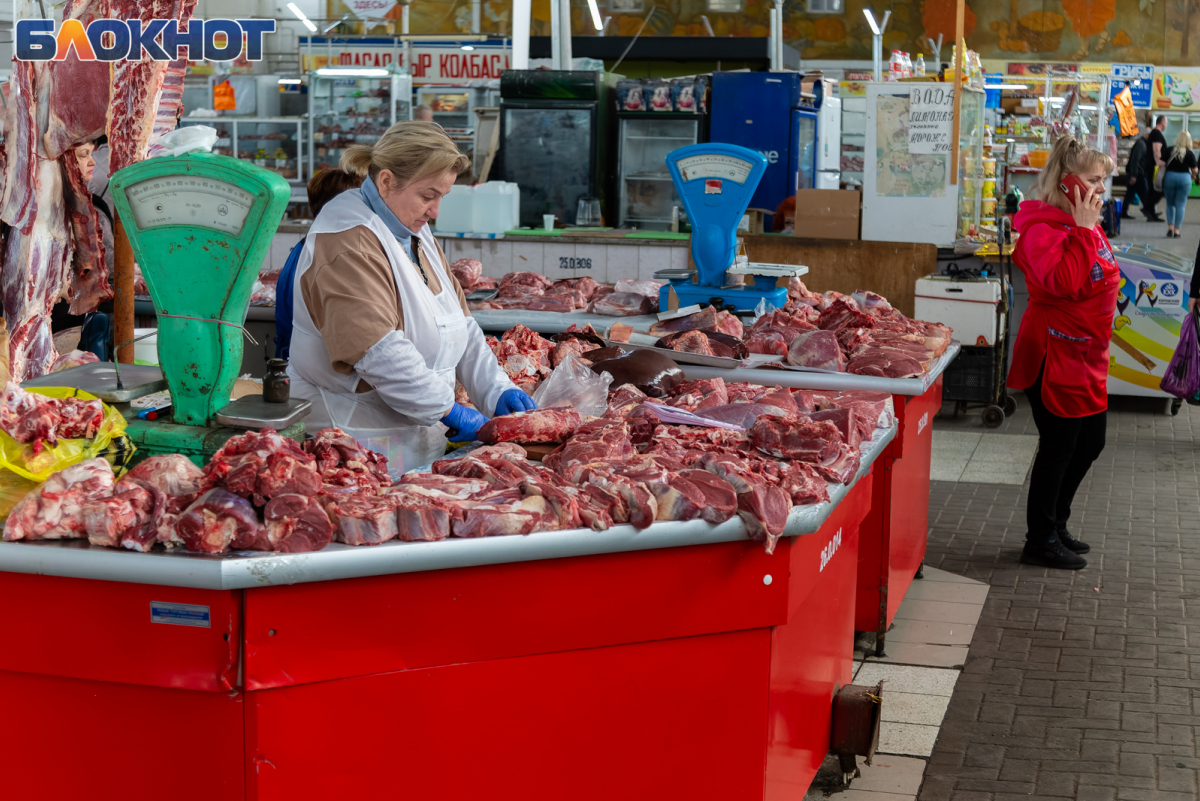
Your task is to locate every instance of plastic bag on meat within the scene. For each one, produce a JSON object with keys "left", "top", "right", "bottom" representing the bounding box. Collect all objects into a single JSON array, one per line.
[
  {"left": 3, "top": 458, "right": 116, "bottom": 541},
  {"left": 613, "top": 278, "right": 663, "bottom": 297},
  {"left": 531, "top": 352, "right": 614, "bottom": 418},
  {"left": 175, "top": 488, "right": 266, "bottom": 554},
  {"left": 147, "top": 125, "right": 219, "bottom": 158},
  {"left": 51, "top": 349, "right": 100, "bottom": 373},
  {"left": 0, "top": 386, "right": 130, "bottom": 483}
]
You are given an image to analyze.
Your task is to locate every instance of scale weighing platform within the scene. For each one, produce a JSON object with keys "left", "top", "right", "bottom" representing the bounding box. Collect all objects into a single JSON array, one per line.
[
  {"left": 658, "top": 143, "right": 808, "bottom": 312},
  {"left": 48, "top": 152, "right": 309, "bottom": 463}
]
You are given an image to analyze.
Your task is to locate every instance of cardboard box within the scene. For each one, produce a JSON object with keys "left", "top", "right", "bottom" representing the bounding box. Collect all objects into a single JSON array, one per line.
[{"left": 793, "top": 189, "right": 861, "bottom": 240}]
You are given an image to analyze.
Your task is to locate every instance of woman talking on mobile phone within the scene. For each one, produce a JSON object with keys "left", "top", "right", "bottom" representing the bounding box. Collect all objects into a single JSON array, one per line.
[{"left": 1008, "top": 135, "right": 1119, "bottom": 570}]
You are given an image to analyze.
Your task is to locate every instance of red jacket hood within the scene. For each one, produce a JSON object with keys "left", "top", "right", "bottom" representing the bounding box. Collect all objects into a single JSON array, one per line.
[{"left": 1013, "top": 199, "right": 1075, "bottom": 234}]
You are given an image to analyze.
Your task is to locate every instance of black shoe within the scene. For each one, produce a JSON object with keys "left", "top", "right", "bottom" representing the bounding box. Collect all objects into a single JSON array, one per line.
[
  {"left": 1056, "top": 529, "right": 1090, "bottom": 554},
  {"left": 1148, "top": 214, "right": 1165, "bottom": 222},
  {"left": 1021, "top": 539, "right": 1087, "bottom": 570}
]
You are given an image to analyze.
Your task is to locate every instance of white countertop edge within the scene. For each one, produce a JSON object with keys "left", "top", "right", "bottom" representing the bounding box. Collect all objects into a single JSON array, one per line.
[{"left": 0, "top": 427, "right": 896, "bottom": 590}]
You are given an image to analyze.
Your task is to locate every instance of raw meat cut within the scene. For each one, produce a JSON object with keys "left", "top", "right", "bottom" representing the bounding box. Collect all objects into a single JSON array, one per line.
[
  {"left": 263, "top": 494, "right": 335, "bottom": 553},
  {"left": 748, "top": 417, "right": 843, "bottom": 462},
  {"left": 175, "top": 489, "right": 266, "bottom": 553},
  {"left": 478, "top": 408, "right": 582, "bottom": 445},
  {"left": 590, "top": 292, "right": 655, "bottom": 316},
  {"left": 607, "top": 322, "right": 634, "bottom": 343},
  {"left": 668, "top": 377, "right": 729, "bottom": 412},
  {"left": 786, "top": 330, "right": 845, "bottom": 371},
  {"left": 851, "top": 290, "right": 894, "bottom": 317},
  {"left": 714, "top": 310, "right": 744, "bottom": 339},
  {"left": 123, "top": 454, "right": 204, "bottom": 545},
  {"left": 589, "top": 349, "right": 684, "bottom": 398},
  {"left": 83, "top": 481, "right": 155, "bottom": 549},
  {"left": 329, "top": 493, "right": 401, "bottom": 546},
  {"left": 499, "top": 271, "right": 554, "bottom": 294},
  {"left": 3, "top": 458, "right": 115, "bottom": 542},
  {"left": 808, "top": 408, "right": 869, "bottom": 449},
  {"left": 817, "top": 297, "right": 875, "bottom": 332},
  {"left": 613, "top": 278, "right": 662, "bottom": 296},
  {"left": 454, "top": 490, "right": 553, "bottom": 538},
  {"left": 0, "top": 382, "right": 104, "bottom": 453},
  {"left": 679, "top": 469, "right": 738, "bottom": 523},
  {"left": 203, "top": 428, "right": 320, "bottom": 506},
  {"left": 543, "top": 418, "right": 634, "bottom": 472},
  {"left": 50, "top": 350, "right": 99, "bottom": 373},
  {"left": 450, "top": 258, "right": 483, "bottom": 289},
  {"left": 648, "top": 307, "right": 719, "bottom": 337},
  {"left": 0, "top": 62, "right": 38, "bottom": 233},
  {"left": 490, "top": 324, "right": 553, "bottom": 393},
  {"left": 846, "top": 350, "right": 924, "bottom": 379},
  {"left": 304, "top": 427, "right": 392, "bottom": 488},
  {"left": 655, "top": 330, "right": 749, "bottom": 359},
  {"left": 396, "top": 473, "right": 491, "bottom": 499},
  {"left": 62, "top": 146, "right": 110, "bottom": 314}
]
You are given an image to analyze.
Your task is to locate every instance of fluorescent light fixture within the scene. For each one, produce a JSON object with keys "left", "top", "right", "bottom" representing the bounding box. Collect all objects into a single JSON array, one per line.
[
  {"left": 587, "top": 0, "right": 603, "bottom": 30},
  {"left": 315, "top": 67, "right": 390, "bottom": 77},
  {"left": 278, "top": 78, "right": 302, "bottom": 84},
  {"left": 461, "top": 44, "right": 475, "bottom": 50},
  {"left": 287, "top": 2, "right": 318, "bottom": 32},
  {"left": 863, "top": 8, "right": 879, "bottom": 35},
  {"left": 1079, "top": 104, "right": 1097, "bottom": 110},
  {"left": 983, "top": 83, "right": 1029, "bottom": 90}
]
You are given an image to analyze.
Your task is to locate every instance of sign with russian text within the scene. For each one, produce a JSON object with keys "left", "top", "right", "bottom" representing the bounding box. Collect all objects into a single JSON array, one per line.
[
  {"left": 300, "top": 37, "right": 510, "bottom": 84},
  {"left": 908, "top": 85, "right": 954, "bottom": 155},
  {"left": 1111, "top": 64, "right": 1154, "bottom": 108}
]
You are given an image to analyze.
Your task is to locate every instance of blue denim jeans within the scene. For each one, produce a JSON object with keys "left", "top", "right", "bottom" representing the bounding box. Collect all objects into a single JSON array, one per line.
[{"left": 1163, "top": 171, "right": 1192, "bottom": 227}]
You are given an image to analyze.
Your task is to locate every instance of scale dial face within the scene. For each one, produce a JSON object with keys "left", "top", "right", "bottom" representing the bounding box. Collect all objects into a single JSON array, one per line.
[
  {"left": 124, "top": 175, "right": 255, "bottom": 236},
  {"left": 676, "top": 154, "right": 755, "bottom": 184}
]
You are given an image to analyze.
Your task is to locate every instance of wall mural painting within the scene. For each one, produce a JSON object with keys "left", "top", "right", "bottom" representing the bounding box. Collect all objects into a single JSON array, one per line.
[{"left": 324, "top": 0, "right": 1187, "bottom": 67}]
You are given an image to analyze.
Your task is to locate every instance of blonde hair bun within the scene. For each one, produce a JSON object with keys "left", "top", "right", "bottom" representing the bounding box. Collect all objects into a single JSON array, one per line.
[{"left": 338, "top": 121, "right": 470, "bottom": 189}]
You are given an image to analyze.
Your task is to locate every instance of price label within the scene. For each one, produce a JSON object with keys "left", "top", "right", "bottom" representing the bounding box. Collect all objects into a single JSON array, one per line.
[{"left": 908, "top": 86, "right": 954, "bottom": 155}]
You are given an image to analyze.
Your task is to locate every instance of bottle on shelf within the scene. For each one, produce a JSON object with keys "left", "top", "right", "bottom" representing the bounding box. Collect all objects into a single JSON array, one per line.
[
  {"left": 888, "top": 51, "right": 902, "bottom": 82},
  {"left": 901, "top": 52, "right": 912, "bottom": 79},
  {"left": 915, "top": 53, "right": 926, "bottom": 77}
]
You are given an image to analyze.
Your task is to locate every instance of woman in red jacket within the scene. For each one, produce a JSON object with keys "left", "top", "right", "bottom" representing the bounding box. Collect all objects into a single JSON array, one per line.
[{"left": 1009, "top": 135, "right": 1119, "bottom": 570}]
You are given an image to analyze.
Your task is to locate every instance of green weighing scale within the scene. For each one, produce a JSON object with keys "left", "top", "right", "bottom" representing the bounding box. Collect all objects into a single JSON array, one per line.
[{"left": 37, "top": 152, "right": 310, "bottom": 463}]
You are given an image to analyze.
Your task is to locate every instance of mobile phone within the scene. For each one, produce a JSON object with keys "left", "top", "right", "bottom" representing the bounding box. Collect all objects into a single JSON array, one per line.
[{"left": 1059, "top": 174, "right": 1092, "bottom": 206}]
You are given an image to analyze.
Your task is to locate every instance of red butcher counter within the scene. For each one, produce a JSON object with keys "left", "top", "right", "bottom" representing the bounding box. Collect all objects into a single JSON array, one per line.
[
  {"left": 0, "top": 426, "right": 894, "bottom": 801},
  {"left": 684, "top": 343, "right": 959, "bottom": 655}
]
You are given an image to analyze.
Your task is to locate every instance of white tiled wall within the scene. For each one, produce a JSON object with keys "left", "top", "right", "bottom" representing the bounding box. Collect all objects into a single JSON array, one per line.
[
  {"left": 439, "top": 237, "right": 686, "bottom": 284},
  {"left": 268, "top": 233, "right": 303, "bottom": 273}
]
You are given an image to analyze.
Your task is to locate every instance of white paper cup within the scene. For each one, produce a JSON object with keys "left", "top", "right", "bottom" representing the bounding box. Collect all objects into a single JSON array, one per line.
[{"left": 543, "top": 214, "right": 556, "bottom": 231}]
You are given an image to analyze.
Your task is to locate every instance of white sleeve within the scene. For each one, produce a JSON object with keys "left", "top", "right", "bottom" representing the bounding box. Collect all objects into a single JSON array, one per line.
[
  {"left": 456, "top": 317, "right": 518, "bottom": 417},
  {"left": 356, "top": 330, "right": 455, "bottom": 426}
]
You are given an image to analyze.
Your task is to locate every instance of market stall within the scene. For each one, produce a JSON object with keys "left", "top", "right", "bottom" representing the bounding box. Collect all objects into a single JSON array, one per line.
[{"left": 0, "top": 423, "right": 893, "bottom": 800}]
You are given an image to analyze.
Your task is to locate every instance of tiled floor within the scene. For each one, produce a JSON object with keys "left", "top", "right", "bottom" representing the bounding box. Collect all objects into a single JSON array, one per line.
[
  {"left": 930, "top": 431, "right": 1038, "bottom": 485},
  {"left": 806, "top": 568, "right": 989, "bottom": 801}
]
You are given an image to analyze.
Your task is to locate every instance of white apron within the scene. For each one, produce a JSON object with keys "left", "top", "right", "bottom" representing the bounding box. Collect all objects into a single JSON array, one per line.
[{"left": 288, "top": 192, "right": 469, "bottom": 475}]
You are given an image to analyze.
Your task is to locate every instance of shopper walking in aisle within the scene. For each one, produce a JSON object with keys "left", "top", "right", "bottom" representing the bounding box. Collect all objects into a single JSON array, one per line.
[
  {"left": 1008, "top": 136, "right": 1120, "bottom": 570},
  {"left": 1121, "top": 125, "right": 1149, "bottom": 220},
  {"left": 1161, "top": 130, "right": 1197, "bottom": 238},
  {"left": 1143, "top": 114, "right": 1168, "bottom": 221}
]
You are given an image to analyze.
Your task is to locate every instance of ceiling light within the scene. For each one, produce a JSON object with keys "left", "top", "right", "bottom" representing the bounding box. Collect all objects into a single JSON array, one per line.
[
  {"left": 587, "top": 0, "right": 604, "bottom": 30},
  {"left": 287, "top": 2, "right": 318, "bottom": 32},
  {"left": 461, "top": 44, "right": 475, "bottom": 50},
  {"left": 983, "top": 83, "right": 1029, "bottom": 90},
  {"left": 278, "top": 78, "right": 302, "bottom": 84},
  {"left": 315, "top": 68, "right": 390, "bottom": 77},
  {"left": 863, "top": 9, "right": 879, "bottom": 35}
]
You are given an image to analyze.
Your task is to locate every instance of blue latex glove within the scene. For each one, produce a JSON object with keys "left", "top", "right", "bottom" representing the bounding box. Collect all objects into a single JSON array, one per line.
[
  {"left": 441, "top": 403, "right": 489, "bottom": 443},
  {"left": 495, "top": 388, "right": 538, "bottom": 416}
]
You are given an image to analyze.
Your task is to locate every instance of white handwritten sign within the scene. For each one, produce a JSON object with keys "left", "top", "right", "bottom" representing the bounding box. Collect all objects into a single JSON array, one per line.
[{"left": 908, "top": 86, "right": 954, "bottom": 154}]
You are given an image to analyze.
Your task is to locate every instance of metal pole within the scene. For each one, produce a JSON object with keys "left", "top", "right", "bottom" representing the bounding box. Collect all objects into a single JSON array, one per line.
[
  {"left": 402, "top": 4, "right": 409, "bottom": 34},
  {"left": 768, "top": 8, "right": 777, "bottom": 71},
  {"left": 550, "top": 0, "right": 562, "bottom": 69},
  {"left": 774, "top": 0, "right": 783, "bottom": 71},
  {"left": 512, "top": 0, "right": 531, "bottom": 68},
  {"left": 872, "top": 33, "right": 882, "bottom": 81},
  {"left": 560, "top": 0, "right": 572, "bottom": 65}
]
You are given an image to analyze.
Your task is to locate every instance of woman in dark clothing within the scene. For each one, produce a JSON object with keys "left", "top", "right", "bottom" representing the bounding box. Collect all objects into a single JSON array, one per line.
[{"left": 1008, "top": 136, "right": 1120, "bottom": 570}]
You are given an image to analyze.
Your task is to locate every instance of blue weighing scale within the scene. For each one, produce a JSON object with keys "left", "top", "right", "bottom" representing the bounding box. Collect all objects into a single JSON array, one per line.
[{"left": 658, "top": 143, "right": 808, "bottom": 313}]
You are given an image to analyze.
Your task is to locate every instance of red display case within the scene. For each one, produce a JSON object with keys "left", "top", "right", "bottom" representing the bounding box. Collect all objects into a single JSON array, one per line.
[{"left": 0, "top": 431, "right": 893, "bottom": 800}]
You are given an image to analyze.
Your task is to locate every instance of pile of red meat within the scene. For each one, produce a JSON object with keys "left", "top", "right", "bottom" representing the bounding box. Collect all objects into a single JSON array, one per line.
[
  {"left": 0, "top": 382, "right": 104, "bottom": 454},
  {"left": 450, "top": 258, "right": 498, "bottom": 294},
  {"left": 2, "top": 428, "right": 395, "bottom": 555},
  {"left": 743, "top": 281, "right": 953, "bottom": 379},
  {"left": 467, "top": 271, "right": 661, "bottom": 317},
  {"left": 487, "top": 324, "right": 555, "bottom": 393}
]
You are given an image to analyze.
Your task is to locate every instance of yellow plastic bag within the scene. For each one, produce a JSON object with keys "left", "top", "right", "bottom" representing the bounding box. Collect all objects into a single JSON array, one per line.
[{"left": 0, "top": 387, "right": 135, "bottom": 483}]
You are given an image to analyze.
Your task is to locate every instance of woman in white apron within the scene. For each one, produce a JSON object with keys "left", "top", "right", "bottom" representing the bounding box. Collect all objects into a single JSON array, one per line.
[{"left": 288, "top": 122, "right": 535, "bottom": 474}]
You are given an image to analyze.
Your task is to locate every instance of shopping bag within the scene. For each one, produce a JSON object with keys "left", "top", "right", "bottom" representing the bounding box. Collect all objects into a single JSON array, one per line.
[
  {"left": 0, "top": 387, "right": 134, "bottom": 483},
  {"left": 1161, "top": 308, "right": 1200, "bottom": 398},
  {"left": 1154, "top": 165, "right": 1165, "bottom": 193}
]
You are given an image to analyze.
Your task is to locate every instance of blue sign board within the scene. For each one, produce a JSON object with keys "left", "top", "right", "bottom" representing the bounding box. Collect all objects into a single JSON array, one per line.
[{"left": 1110, "top": 64, "right": 1154, "bottom": 108}]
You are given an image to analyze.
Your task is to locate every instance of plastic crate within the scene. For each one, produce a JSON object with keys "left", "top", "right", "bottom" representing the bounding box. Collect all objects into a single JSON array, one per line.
[{"left": 943, "top": 344, "right": 1003, "bottom": 404}]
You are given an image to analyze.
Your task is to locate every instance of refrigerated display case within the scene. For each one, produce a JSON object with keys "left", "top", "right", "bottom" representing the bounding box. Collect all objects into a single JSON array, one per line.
[
  {"left": 1107, "top": 244, "right": 1195, "bottom": 407},
  {"left": 499, "top": 70, "right": 615, "bottom": 228},
  {"left": 710, "top": 72, "right": 840, "bottom": 228},
  {"left": 617, "top": 115, "right": 699, "bottom": 230},
  {"left": 180, "top": 117, "right": 307, "bottom": 185},
  {"left": 308, "top": 68, "right": 412, "bottom": 176}
]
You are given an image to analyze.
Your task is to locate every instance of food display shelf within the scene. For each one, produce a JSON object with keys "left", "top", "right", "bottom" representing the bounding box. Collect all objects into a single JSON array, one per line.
[{"left": 470, "top": 310, "right": 661, "bottom": 335}]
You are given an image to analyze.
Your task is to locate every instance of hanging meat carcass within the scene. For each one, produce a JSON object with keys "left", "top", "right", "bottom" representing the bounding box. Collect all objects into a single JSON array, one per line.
[{"left": 0, "top": 0, "right": 197, "bottom": 381}]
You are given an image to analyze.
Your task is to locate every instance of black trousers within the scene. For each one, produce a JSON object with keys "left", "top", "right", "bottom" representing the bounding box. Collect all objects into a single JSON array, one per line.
[
  {"left": 1024, "top": 370, "right": 1107, "bottom": 545},
  {"left": 1122, "top": 178, "right": 1141, "bottom": 215}
]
